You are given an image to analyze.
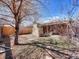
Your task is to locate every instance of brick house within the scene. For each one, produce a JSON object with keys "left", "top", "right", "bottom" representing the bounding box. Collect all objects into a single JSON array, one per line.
[{"left": 39, "top": 21, "right": 69, "bottom": 36}]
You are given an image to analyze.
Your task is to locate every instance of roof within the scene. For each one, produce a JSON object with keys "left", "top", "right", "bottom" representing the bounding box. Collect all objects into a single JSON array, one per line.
[{"left": 39, "top": 20, "right": 69, "bottom": 27}]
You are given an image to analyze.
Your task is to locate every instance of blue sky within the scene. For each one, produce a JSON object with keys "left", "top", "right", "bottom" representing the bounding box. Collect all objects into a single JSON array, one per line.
[{"left": 40, "top": 0, "right": 79, "bottom": 19}]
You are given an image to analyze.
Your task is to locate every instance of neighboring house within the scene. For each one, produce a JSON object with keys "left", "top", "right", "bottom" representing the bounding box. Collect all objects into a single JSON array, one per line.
[
  {"left": 0, "top": 25, "right": 32, "bottom": 36},
  {"left": 38, "top": 20, "right": 79, "bottom": 37},
  {"left": 19, "top": 26, "right": 32, "bottom": 35},
  {"left": 39, "top": 21, "right": 69, "bottom": 36}
]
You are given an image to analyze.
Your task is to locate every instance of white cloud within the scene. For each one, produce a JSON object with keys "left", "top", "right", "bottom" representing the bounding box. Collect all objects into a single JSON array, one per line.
[{"left": 39, "top": 16, "right": 62, "bottom": 23}]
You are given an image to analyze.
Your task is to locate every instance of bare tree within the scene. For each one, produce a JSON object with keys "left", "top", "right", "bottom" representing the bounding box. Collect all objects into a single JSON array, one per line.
[
  {"left": 0, "top": 0, "right": 41, "bottom": 45},
  {"left": 67, "top": 0, "right": 78, "bottom": 38}
]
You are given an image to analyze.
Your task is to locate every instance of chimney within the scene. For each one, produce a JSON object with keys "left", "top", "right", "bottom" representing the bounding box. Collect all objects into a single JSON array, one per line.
[{"left": 32, "top": 23, "right": 39, "bottom": 37}]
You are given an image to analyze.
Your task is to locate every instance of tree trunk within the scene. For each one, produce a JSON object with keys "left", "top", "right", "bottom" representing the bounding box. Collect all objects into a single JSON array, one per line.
[{"left": 14, "top": 21, "right": 19, "bottom": 45}]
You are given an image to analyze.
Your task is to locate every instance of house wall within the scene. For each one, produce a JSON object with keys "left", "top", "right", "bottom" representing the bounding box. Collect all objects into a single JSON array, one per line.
[
  {"left": 0, "top": 26, "right": 32, "bottom": 36},
  {"left": 39, "top": 23, "right": 69, "bottom": 36}
]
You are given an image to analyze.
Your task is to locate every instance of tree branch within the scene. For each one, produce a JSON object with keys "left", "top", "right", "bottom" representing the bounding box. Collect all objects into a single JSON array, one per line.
[
  {"left": 0, "top": 18, "right": 15, "bottom": 27},
  {"left": 0, "top": 14, "right": 13, "bottom": 18},
  {"left": 0, "top": 0, "right": 14, "bottom": 14}
]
